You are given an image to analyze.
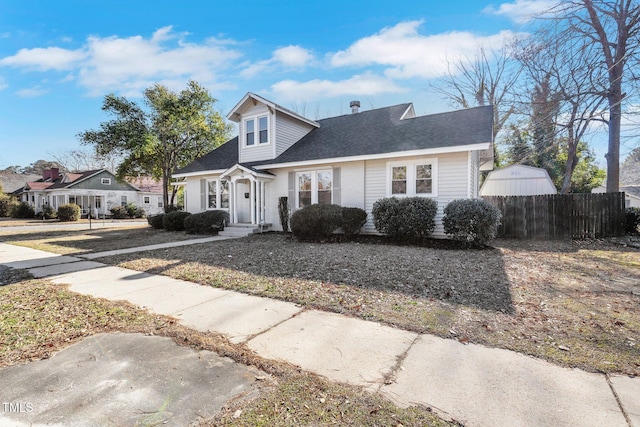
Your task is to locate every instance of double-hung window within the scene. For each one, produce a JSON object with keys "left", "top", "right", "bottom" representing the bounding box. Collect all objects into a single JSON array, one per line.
[
  {"left": 388, "top": 159, "right": 437, "bottom": 197},
  {"left": 207, "top": 179, "right": 230, "bottom": 209},
  {"left": 245, "top": 115, "right": 269, "bottom": 146},
  {"left": 296, "top": 170, "right": 332, "bottom": 208}
]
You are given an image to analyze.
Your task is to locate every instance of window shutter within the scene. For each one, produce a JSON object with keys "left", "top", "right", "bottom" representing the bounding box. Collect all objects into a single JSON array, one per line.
[
  {"left": 288, "top": 172, "right": 295, "bottom": 211},
  {"left": 200, "top": 179, "right": 206, "bottom": 210},
  {"left": 333, "top": 167, "right": 341, "bottom": 205}
]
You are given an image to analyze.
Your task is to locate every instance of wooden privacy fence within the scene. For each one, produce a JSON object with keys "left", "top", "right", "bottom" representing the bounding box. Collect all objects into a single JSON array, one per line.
[{"left": 482, "top": 193, "right": 626, "bottom": 239}]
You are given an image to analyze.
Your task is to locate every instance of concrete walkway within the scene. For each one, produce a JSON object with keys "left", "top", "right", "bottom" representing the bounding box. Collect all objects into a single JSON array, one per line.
[{"left": 0, "top": 241, "right": 638, "bottom": 427}]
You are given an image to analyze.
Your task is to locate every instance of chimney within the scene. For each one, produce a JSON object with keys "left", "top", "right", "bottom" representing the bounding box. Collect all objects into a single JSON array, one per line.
[
  {"left": 350, "top": 100, "right": 360, "bottom": 114},
  {"left": 42, "top": 168, "right": 60, "bottom": 181}
]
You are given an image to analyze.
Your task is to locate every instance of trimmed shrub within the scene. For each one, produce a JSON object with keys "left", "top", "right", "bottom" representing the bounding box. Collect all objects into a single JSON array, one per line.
[
  {"left": 165, "top": 204, "right": 182, "bottom": 213},
  {"left": 163, "top": 211, "right": 191, "bottom": 232},
  {"left": 57, "top": 203, "right": 81, "bottom": 222},
  {"left": 442, "top": 198, "right": 502, "bottom": 245},
  {"left": 134, "top": 206, "right": 146, "bottom": 218},
  {"left": 290, "top": 204, "right": 342, "bottom": 241},
  {"left": 124, "top": 202, "right": 146, "bottom": 219},
  {"left": 184, "top": 210, "right": 229, "bottom": 234},
  {"left": 372, "top": 197, "right": 438, "bottom": 242},
  {"left": 625, "top": 207, "right": 640, "bottom": 234},
  {"left": 147, "top": 213, "right": 165, "bottom": 229},
  {"left": 341, "top": 207, "right": 367, "bottom": 237},
  {"left": 109, "top": 205, "right": 128, "bottom": 219},
  {"left": 0, "top": 197, "right": 18, "bottom": 217},
  {"left": 37, "top": 204, "right": 57, "bottom": 220},
  {"left": 11, "top": 202, "right": 35, "bottom": 219}
]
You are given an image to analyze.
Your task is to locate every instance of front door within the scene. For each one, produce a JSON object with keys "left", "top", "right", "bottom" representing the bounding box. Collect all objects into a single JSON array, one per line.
[{"left": 235, "top": 181, "right": 251, "bottom": 223}]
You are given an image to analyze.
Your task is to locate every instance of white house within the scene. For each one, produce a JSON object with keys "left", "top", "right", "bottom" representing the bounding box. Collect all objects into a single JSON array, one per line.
[
  {"left": 592, "top": 184, "right": 640, "bottom": 208},
  {"left": 173, "top": 93, "right": 494, "bottom": 236},
  {"left": 18, "top": 169, "right": 164, "bottom": 217},
  {"left": 480, "top": 164, "right": 558, "bottom": 197}
]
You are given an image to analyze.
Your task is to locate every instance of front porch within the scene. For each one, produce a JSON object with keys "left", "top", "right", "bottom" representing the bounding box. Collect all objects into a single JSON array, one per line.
[{"left": 221, "top": 164, "right": 275, "bottom": 229}]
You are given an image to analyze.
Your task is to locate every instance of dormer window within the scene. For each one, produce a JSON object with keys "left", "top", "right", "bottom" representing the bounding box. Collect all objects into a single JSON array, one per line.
[{"left": 245, "top": 115, "right": 269, "bottom": 146}]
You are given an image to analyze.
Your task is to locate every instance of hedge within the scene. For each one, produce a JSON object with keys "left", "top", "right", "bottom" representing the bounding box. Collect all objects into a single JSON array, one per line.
[
  {"left": 184, "top": 210, "right": 229, "bottom": 234},
  {"left": 372, "top": 197, "right": 438, "bottom": 242},
  {"left": 442, "top": 198, "right": 502, "bottom": 245},
  {"left": 163, "top": 211, "right": 191, "bottom": 231},
  {"left": 57, "top": 204, "right": 81, "bottom": 222}
]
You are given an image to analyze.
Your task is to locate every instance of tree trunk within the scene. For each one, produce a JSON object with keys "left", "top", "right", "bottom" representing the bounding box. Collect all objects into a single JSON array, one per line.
[
  {"left": 162, "top": 171, "right": 170, "bottom": 212},
  {"left": 606, "top": 85, "right": 622, "bottom": 193},
  {"left": 561, "top": 143, "right": 579, "bottom": 193}
]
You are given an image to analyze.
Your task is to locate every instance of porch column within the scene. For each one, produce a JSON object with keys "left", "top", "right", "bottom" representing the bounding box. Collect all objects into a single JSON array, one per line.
[
  {"left": 256, "top": 181, "right": 262, "bottom": 223},
  {"left": 232, "top": 179, "right": 239, "bottom": 223},
  {"left": 261, "top": 180, "right": 266, "bottom": 223},
  {"left": 250, "top": 179, "right": 256, "bottom": 224}
]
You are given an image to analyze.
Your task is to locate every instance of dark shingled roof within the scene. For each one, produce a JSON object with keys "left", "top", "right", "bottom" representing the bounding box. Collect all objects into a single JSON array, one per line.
[
  {"left": 176, "top": 137, "right": 239, "bottom": 174},
  {"left": 176, "top": 104, "right": 493, "bottom": 174},
  {"left": 264, "top": 104, "right": 493, "bottom": 165}
]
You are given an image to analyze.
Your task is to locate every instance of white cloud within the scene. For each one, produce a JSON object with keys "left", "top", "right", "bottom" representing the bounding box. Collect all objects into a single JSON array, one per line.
[
  {"left": 78, "top": 27, "right": 242, "bottom": 96},
  {"left": 483, "top": 0, "right": 558, "bottom": 24},
  {"left": 272, "top": 45, "right": 313, "bottom": 68},
  {"left": 0, "top": 26, "right": 242, "bottom": 96},
  {"left": 271, "top": 72, "right": 406, "bottom": 101},
  {"left": 0, "top": 76, "right": 7, "bottom": 90},
  {"left": 240, "top": 45, "right": 314, "bottom": 78},
  {"left": 329, "top": 21, "right": 516, "bottom": 79},
  {"left": 16, "top": 86, "right": 49, "bottom": 97},
  {"left": 0, "top": 46, "right": 85, "bottom": 71}
]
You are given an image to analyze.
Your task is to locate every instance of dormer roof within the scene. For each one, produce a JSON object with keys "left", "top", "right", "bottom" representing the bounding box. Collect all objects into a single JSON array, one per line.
[{"left": 226, "top": 92, "right": 320, "bottom": 128}]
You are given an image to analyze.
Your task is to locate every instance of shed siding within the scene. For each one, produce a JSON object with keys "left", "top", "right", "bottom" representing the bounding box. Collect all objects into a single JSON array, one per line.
[
  {"left": 275, "top": 112, "right": 314, "bottom": 157},
  {"left": 480, "top": 165, "right": 557, "bottom": 196}
]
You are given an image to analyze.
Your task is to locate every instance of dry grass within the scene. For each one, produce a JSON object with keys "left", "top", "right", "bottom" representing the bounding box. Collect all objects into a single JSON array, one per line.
[
  {"left": 0, "top": 226, "right": 200, "bottom": 255},
  {"left": 0, "top": 267, "right": 451, "bottom": 426},
  {"left": 3, "top": 226, "right": 638, "bottom": 375},
  {"left": 85, "top": 233, "right": 640, "bottom": 376}
]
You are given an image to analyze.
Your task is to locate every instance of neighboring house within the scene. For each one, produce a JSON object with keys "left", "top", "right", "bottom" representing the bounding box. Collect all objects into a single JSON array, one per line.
[
  {"left": 592, "top": 184, "right": 640, "bottom": 208},
  {"left": 16, "top": 168, "right": 164, "bottom": 217},
  {"left": 0, "top": 172, "right": 41, "bottom": 196},
  {"left": 480, "top": 164, "right": 558, "bottom": 197},
  {"left": 174, "top": 93, "right": 494, "bottom": 236}
]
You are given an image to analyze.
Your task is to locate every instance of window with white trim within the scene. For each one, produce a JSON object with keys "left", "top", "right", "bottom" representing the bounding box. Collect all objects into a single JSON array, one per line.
[
  {"left": 296, "top": 170, "right": 332, "bottom": 208},
  {"left": 143, "top": 196, "right": 150, "bottom": 204},
  {"left": 244, "top": 115, "right": 269, "bottom": 146},
  {"left": 207, "top": 179, "right": 230, "bottom": 209},
  {"left": 387, "top": 159, "right": 437, "bottom": 197},
  {"left": 101, "top": 178, "right": 111, "bottom": 185}
]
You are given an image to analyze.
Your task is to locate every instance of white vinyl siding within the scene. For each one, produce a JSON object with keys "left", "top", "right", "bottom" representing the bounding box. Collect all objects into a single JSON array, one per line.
[
  {"left": 468, "top": 150, "right": 479, "bottom": 198},
  {"left": 239, "top": 104, "right": 273, "bottom": 163},
  {"left": 364, "top": 159, "right": 387, "bottom": 234},
  {"left": 275, "top": 112, "right": 315, "bottom": 157},
  {"left": 364, "top": 152, "right": 470, "bottom": 237}
]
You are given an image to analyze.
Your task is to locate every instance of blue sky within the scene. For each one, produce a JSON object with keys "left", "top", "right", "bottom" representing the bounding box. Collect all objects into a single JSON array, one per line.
[{"left": 0, "top": 0, "right": 562, "bottom": 169}]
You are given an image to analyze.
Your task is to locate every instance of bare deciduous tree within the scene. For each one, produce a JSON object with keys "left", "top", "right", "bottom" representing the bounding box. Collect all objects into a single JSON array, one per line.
[
  {"left": 514, "top": 28, "right": 607, "bottom": 193},
  {"left": 433, "top": 45, "right": 521, "bottom": 139},
  {"left": 549, "top": 0, "right": 640, "bottom": 192}
]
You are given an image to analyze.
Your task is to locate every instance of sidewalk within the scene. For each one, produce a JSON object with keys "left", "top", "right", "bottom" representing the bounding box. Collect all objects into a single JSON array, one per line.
[{"left": 0, "top": 241, "right": 638, "bottom": 427}]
